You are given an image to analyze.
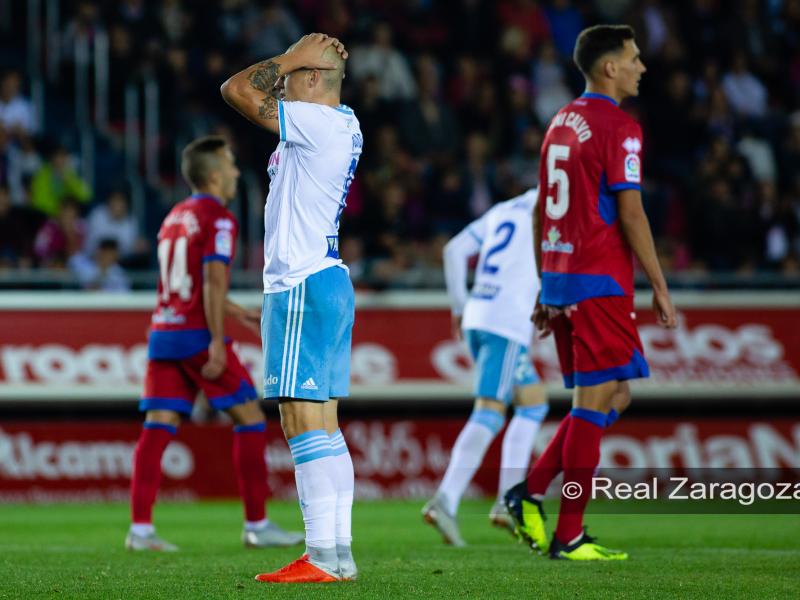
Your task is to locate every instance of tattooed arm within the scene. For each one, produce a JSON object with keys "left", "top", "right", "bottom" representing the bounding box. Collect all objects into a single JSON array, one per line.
[
  {"left": 220, "top": 55, "right": 296, "bottom": 134},
  {"left": 220, "top": 33, "right": 348, "bottom": 134}
]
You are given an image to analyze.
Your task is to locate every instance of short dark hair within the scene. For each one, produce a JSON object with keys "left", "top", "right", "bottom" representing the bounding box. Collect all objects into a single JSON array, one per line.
[
  {"left": 573, "top": 25, "right": 636, "bottom": 77},
  {"left": 181, "top": 135, "right": 228, "bottom": 188}
]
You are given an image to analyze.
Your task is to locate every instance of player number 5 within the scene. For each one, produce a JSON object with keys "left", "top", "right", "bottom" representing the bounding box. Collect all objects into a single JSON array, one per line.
[{"left": 545, "top": 144, "right": 570, "bottom": 220}]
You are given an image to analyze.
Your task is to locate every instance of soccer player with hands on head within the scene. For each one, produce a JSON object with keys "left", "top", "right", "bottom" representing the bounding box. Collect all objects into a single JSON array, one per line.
[
  {"left": 222, "top": 33, "right": 361, "bottom": 583},
  {"left": 127, "top": 136, "right": 303, "bottom": 553},
  {"left": 504, "top": 25, "right": 677, "bottom": 561}
]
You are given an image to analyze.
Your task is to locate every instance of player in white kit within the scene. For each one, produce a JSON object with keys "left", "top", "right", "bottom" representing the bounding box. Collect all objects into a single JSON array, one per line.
[
  {"left": 222, "top": 34, "right": 360, "bottom": 584},
  {"left": 422, "top": 188, "right": 549, "bottom": 546}
]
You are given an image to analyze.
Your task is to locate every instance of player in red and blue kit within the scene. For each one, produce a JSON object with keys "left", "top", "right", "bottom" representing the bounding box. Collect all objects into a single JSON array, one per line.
[
  {"left": 505, "top": 25, "right": 677, "bottom": 560},
  {"left": 126, "top": 136, "right": 302, "bottom": 551}
]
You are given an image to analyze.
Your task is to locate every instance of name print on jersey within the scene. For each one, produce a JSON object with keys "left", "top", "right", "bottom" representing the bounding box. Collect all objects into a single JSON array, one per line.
[
  {"left": 549, "top": 111, "right": 593, "bottom": 143},
  {"left": 162, "top": 210, "right": 200, "bottom": 237}
]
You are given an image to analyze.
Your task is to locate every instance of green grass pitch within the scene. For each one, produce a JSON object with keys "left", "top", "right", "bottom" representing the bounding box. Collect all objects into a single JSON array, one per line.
[{"left": 0, "top": 500, "right": 797, "bottom": 599}]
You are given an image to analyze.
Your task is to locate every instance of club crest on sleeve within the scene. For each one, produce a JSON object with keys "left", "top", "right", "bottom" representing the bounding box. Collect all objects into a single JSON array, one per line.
[
  {"left": 622, "top": 137, "right": 641, "bottom": 154},
  {"left": 214, "top": 218, "right": 234, "bottom": 230}
]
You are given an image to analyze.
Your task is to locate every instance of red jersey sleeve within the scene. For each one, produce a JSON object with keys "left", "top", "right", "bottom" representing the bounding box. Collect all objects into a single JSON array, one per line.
[
  {"left": 604, "top": 120, "right": 643, "bottom": 192},
  {"left": 201, "top": 209, "right": 238, "bottom": 265}
]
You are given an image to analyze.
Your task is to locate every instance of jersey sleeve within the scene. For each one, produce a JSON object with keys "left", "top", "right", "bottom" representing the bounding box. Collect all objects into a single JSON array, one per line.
[
  {"left": 201, "top": 210, "right": 237, "bottom": 265},
  {"left": 277, "top": 100, "right": 334, "bottom": 150},
  {"left": 604, "top": 120, "right": 643, "bottom": 192},
  {"left": 443, "top": 223, "right": 483, "bottom": 316},
  {"left": 465, "top": 211, "right": 489, "bottom": 244}
]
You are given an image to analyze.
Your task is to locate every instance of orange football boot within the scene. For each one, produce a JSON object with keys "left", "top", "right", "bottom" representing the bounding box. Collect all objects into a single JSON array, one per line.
[{"left": 254, "top": 554, "right": 340, "bottom": 584}]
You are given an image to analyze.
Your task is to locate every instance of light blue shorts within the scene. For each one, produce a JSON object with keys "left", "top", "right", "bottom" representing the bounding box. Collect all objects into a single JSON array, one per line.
[
  {"left": 464, "top": 329, "right": 539, "bottom": 404},
  {"left": 261, "top": 266, "right": 354, "bottom": 401}
]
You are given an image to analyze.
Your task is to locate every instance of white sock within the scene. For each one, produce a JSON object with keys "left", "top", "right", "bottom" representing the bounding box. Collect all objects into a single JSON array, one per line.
[
  {"left": 329, "top": 429, "right": 354, "bottom": 549},
  {"left": 130, "top": 523, "right": 155, "bottom": 537},
  {"left": 244, "top": 518, "right": 269, "bottom": 532},
  {"left": 437, "top": 409, "right": 504, "bottom": 515},
  {"left": 497, "top": 404, "right": 548, "bottom": 501},
  {"left": 288, "top": 429, "right": 338, "bottom": 571}
]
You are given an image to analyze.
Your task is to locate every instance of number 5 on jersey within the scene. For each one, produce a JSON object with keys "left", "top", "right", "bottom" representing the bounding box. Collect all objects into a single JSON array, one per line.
[
  {"left": 158, "top": 237, "right": 193, "bottom": 302},
  {"left": 546, "top": 144, "right": 570, "bottom": 220}
]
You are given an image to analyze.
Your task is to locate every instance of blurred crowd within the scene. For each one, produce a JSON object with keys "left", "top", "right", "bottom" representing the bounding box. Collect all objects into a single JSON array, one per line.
[{"left": 1, "top": 0, "right": 800, "bottom": 289}]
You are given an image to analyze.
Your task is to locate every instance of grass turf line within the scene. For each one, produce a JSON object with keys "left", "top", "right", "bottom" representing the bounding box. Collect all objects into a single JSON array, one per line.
[{"left": 0, "top": 500, "right": 797, "bottom": 599}]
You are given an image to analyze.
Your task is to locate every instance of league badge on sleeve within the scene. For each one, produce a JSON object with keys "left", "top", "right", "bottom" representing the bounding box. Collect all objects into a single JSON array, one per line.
[
  {"left": 622, "top": 137, "right": 642, "bottom": 183},
  {"left": 215, "top": 229, "right": 233, "bottom": 257}
]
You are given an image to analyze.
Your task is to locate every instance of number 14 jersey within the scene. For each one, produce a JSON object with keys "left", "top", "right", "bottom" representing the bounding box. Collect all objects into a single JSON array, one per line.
[
  {"left": 537, "top": 92, "right": 643, "bottom": 307},
  {"left": 148, "top": 194, "right": 238, "bottom": 360}
]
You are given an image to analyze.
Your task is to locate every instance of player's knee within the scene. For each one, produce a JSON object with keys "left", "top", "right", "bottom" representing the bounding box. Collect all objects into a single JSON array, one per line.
[
  {"left": 474, "top": 398, "right": 506, "bottom": 416},
  {"left": 144, "top": 410, "right": 181, "bottom": 427},
  {"left": 322, "top": 400, "right": 339, "bottom": 435},
  {"left": 278, "top": 399, "right": 325, "bottom": 439},
  {"left": 226, "top": 400, "right": 265, "bottom": 426},
  {"left": 611, "top": 382, "right": 632, "bottom": 414},
  {"left": 513, "top": 383, "right": 547, "bottom": 407}
]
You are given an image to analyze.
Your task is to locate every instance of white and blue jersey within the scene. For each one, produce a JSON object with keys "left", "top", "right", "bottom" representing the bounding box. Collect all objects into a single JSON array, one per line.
[
  {"left": 264, "top": 100, "right": 362, "bottom": 293},
  {"left": 261, "top": 100, "right": 361, "bottom": 401},
  {"left": 443, "top": 189, "right": 541, "bottom": 403}
]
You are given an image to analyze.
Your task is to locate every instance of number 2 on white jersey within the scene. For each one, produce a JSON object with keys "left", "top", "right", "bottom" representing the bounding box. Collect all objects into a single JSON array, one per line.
[
  {"left": 545, "top": 144, "right": 570, "bottom": 220},
  {"left": 157, "top": 237, "right": 193, "bottom": 302}
]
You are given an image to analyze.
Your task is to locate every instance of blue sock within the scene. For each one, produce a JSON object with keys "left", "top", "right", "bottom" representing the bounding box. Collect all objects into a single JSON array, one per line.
[
  {"left": 606, "top": 409, "right": 620, "bottom": 428},
  {"left": 569, "top": 407, "right": 607, "bottom": 428}
]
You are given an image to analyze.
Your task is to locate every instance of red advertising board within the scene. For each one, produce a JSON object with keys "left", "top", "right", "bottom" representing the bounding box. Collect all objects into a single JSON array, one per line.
[
  {"left": 0, "top": 292, "right": 798, "bottom": 400},
  {"left": 0, "top": 419, "right": 797, "bottom": 502}
]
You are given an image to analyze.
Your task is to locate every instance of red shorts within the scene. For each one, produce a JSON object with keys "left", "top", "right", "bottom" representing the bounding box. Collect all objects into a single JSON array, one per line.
[
  {"left": 550, "top": 295, "right": 649, "bottom": 389},
  {"left": 140, "top": 343, "right": 257, "bottom": 415}
]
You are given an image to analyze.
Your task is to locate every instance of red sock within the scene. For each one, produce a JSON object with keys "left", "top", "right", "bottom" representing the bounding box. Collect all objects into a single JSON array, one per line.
[
  {"left": 526, "top": 415, "right": 571, "bottom": 495},
  {"left": 555, "top": 412, "right": 604, "bottom": 544},
  {"left": 233, "top": 424, "right": 269, "bottom": 523},
  {"left": 130, "top": 423, "right": 175, "bottom": 524}
]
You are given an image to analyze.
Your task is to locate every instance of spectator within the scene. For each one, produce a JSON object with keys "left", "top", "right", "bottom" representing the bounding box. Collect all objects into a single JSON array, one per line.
[
  {"left": 0, "top": 184, "right": 44, "bottom": 268},
  {"left": 29, "top": 144, "right": 91, "bottom": 217},
  {"left": 348, "top": 23, "right": 417, "bottom": 102},
  {"left": 692, "top": 177, "right": 755, "bottom": 270},
  {"left": 544, "top": 0, "right": 584, "bottom": 59},
  {"left": 759, "top": 182, "right": 799, "bottom": 269},
  {"left": 0, "top": 70, "right": 36, "bottom": 140},
  {"left": 0, "top": 0, "right": 795, "bottom": 287},
  {"left": 497, "top": 0, "right": 551, "bottom": 51},
  {"left": 638, "top": 0, "right": 670, "bottom": 57},
  {"left": 244, "top": 2, "right": 302, "bottom": 61},
  {"left": 462, "top": 132, "right": 497, "bottom": 219},
  {"left": 650, "top": 70, "right": 700, "bottom": 180},
  {"left": 779, "top": 111, "right": 800, "bottom": 190},
  {"left": 398, "top": 55, "right": 460, "bottom": 158},
  {"left": 84, "top": 190, "right": 146, "bottom": 260},
  {"left": 33, "top": 198, "right": 86, "bottom": 268},
  {"left": 531, "top": 41, "right": 572, "bottom": 125},
  {"left": 4, "top": 131, "right": 42, "bottom": 205},
  {"left": 737, "top": 129, "right": 777, "bottom": 183},
  {"left": 61, "top": 1, "right": 103, "bottom": 57},
  {"left": 721, "top": 52, "right": 769, "bottom": 118},
  {"left": 69, "top": 238, "right": 131, "bottom": 291}
]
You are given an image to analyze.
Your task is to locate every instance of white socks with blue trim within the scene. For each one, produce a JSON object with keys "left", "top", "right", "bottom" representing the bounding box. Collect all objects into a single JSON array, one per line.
[
  {"left": 497, "top": 404, "right": 548, "bottom": 501},
  {"left": 437, "top": 408, "right": 505, "bottom": 516},
  {"left": 288, "top": 430, "right": 338, "bottom": 574},
  {"left": 329, "top": 429, "right": 355, "bottom": 574}
]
